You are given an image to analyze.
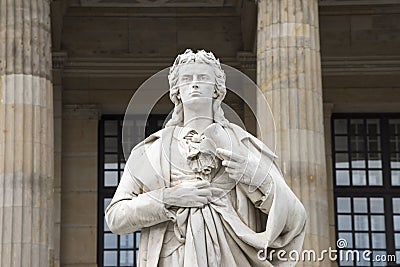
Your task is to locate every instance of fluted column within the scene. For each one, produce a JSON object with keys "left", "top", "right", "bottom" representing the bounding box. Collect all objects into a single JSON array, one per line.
[
  {"left": 0, "top": 0, "right": 54, "bottom": 266},
  {"left": 257, "top": 0, "right": 329, "bottom": 264}
]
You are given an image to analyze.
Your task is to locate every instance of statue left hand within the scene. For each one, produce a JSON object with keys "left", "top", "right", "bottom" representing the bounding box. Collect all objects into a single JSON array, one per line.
[{"left": 216, "top": 148, "right": 271, "bottom": 188}]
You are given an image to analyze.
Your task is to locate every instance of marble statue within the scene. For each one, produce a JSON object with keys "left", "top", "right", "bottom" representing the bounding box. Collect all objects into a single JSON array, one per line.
[{"left": 106, "top": 49, "right": 306, "bottom": 267}]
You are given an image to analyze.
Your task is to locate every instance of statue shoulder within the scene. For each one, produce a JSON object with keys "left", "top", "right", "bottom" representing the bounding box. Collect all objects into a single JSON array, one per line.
[
  {"left": 130, "top": 126, "right": 174, "bottom": 155},
  {"left": 226, "top": 123, "right": 278, "bottom": 159}
]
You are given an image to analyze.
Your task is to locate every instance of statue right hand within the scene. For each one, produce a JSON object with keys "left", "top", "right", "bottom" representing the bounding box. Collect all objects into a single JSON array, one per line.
[{"left": 163, "top": 180, "right": 212, "bottom": 208}]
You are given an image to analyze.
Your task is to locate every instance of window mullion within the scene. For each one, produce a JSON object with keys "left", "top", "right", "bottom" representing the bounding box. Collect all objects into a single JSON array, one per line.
[{"left": 382, "top": 117, "right": 396, "bottom": 256}]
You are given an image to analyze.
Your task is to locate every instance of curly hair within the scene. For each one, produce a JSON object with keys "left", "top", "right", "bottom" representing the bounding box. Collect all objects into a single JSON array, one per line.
[{"left": 165, "top": 49, "right": 229, "bottom": 127}]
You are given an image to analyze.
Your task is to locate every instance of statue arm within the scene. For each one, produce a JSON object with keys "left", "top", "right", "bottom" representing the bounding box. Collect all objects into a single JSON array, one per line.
[
  {"left": 105, "top": 141, "right": 175, "bottom": 235},
  {"left": 241, "top": 137, "right": 307, "bottom": 248}
]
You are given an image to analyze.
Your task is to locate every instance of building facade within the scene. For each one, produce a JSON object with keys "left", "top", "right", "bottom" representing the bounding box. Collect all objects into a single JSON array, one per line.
[{"left": 0, "top": 0, "right": 399, "bottom": 266}]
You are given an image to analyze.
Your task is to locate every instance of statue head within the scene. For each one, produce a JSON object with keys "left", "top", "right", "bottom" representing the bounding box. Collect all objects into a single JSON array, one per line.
[{"left": 165, "top": 49, "right": 229, "bottom": 127}]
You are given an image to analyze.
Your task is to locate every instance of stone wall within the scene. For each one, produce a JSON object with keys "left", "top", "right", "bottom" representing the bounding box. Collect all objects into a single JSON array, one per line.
[
  {"left": 319, "top": 5, "right": 400, "bottom": 256},
  {"left": 61, "top": 105, "right": 99, "bottom": 267}
]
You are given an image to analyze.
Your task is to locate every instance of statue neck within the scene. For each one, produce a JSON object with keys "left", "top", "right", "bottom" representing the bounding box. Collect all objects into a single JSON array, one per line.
[{"left": 182, "top": 105, "right": 213, "bottom": 133}]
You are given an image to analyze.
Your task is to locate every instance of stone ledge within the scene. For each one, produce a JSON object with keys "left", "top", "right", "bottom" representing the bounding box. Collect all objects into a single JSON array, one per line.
[{"left": 63, "top": 104, "right": 100, "bottom": 120}]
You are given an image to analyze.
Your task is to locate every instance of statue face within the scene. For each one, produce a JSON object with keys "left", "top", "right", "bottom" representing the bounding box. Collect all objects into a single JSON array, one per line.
[{"left": 177, "top": 63, "right": 216, "bottom": 107}]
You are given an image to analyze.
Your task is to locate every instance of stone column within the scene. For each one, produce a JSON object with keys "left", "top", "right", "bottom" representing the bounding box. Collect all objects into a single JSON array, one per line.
[
  {"left": 257, "top": 0, "right": 329, "bottom": 262},
  {"left": 0, "top": 0, "right": 54, "bottom": 266}
]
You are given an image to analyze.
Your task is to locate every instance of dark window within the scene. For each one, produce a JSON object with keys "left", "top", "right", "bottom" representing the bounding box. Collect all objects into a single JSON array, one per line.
[
  {"left": 98, "top": 114, "right": 167, "bottom": 267},
  {"left": 332, "top": 114, "right": 400, "bottom": 266}
]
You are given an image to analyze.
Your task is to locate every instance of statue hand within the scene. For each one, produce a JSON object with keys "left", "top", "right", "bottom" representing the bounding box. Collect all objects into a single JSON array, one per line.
[
  {"left": 163, "top": 180, "right": 212, "bottom": 208},
  {"left": 217, "top": 148, "right": 270, "bottom": 188}
]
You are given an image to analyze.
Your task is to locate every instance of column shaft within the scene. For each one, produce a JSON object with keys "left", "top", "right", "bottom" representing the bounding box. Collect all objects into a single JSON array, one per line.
[
  {"left": 0, "top": 0, "right": 54, "bottom": 266},
  {"left": 257, "top": 0, "right": 329, "bottom": 262}
]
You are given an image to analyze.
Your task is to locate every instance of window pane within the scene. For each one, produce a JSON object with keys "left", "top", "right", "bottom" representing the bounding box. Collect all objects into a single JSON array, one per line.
[
  {"left": 354, "top": 215, "right": 369, "bottom": 231},
  {"left": 335, "top": 136, "right": 348, "bottom": 151},
  {"left": 336, "top": 170, "right": 350, "bottom": 186},
  {"left": 104, "top": 251, "right": 118, "bottom": 266},
  {"left": 337, "top": 197, "right": 351, "bottom": 213},
  {"left": 104, "top": 218, "right": 109, "bottom": 232},
  {"left": 105, "top": 137, "right": 118, "bottom": 152},
  {"left": 104, "top": 154, "right": 118, "bottom": 170},
  {"left": 104, "top": 171, "right": 118, "bottom": 187},
  {"left": 104, "top": 233, "right": 117, "bottom": 249},
  {"left": 391, "top": 153, "right": 400, "bottom": 168},
  {"left": 367, "top": 135, "right": 381, "bottom": 151},
  {"left": 340, "top": 257, "right": 354, "bottom": 266},
  {"left": 371, "top": 215, "right": 385, "bottom": 231},
  {"left": 136, "top": 232, "right": 141, "bottom": 247},
  {"left": 393, "top": 198, "right": 400, "bottom": 213},
  {"left": 351, "top": 153, "right": 366, "bottom": 168},
  {"left": 338, "top": 232, "right": 353, "bottom": 248},
  {"left": 352, "top": 170, "right": 366, "bottom": 186},
  {"left": 338, "top": 215, "right": 352, "bottom": 230},
  {"left": 389, "top": 119, "right": 400, "bottom": 135},
  {"left": 120, "top": 251, "right": 134, "bottom": 266},
  {"left": 350, "top": 119, "right": 365, "bottom": 135},
  {"left": 105, "top": 120, "right": 118, "bottom": 136},
  {"left": 395, "top": 233, "right": 400, "bottom": 249},
  {"left": 367, "top": 119, "right": 380, "bottom": 135},
  {"left": 368, "top": 153, "right": 382, "bottom": 168},
  {"left": 394, "top": 215, "right": 400, "bottom": 231},
  {"left": 368, "top": 170, "right": 383, "bottom": 186},
  {"left": 370, "top": 198, "right": 384, "bottom": 213},
  {"left": 355, "top": 233, "right": 369, "bottom": 248},
  {"left": 120, "top": 161, "right": 126, "bottom": 170},
  {"left": 335, "top": 119, "right": 348, "bottom": 134},
  {"left": 392, "top": 170, "right": 400, "bottom": 186},
  {"left": 371, "top": 233, "right": 386, "bottom": 249},
  {"left": 371, "top": 251, "right": 386, "bottom": 266},
  {"left": 336, "top": 153, "right": 349, "bottom": 168},
  {"left": 354, "top": 198, "right": 368, "bottom": 213},
  {"left": 104, "top": 198, "right": 112, "bottom": 212},
  {"left": 351, "top": 136, "right": 365, "bottom": 152},
  {"left": 357, "top": 251, "right": 371, "bottom": 266},
  {"left": 390, "top": 136, "right": 400, "bottom": 151},
  {"left": 120, "top": 234, "right": 134, "bottom": 248}
]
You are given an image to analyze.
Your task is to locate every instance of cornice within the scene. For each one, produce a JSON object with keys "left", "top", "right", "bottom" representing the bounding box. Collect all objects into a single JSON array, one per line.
[
  {"left": 52, "top": 51, "right": 68, "bottom": 70},
  {"left": 55, "top": 55, "right": 400, "bottom": 77},
  {"left": 60, "top": 56, "right": 240, "bottom": 77},
  {"left": 77, "top": 0, "right": 232, "bottom": 8},
  {"left": 321, "top": 56, "right": 400, "bottom": 76},
  {"left": 65, "top": 6, "right": 239, "bottom": 17},
  {"left": 319, "top": 2, "right": 400, "bottom": 15},
  {"left": 236, "top": 51, "right": 256, "bottom": 70},
  {"left": 319, "top": 0, "right": 400, "bottom": 7}
]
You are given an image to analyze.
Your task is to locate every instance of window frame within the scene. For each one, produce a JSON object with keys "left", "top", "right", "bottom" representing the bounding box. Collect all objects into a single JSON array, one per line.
[
  {"left": 332, "top": 113, "right": 400, "bottom": 266},
  {"left": 97, "top": 114, "right": 168, "bottom": 267}
]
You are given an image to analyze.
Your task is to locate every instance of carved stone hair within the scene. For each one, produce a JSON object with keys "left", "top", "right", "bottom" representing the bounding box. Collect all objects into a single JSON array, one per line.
[{"left": 165, "top": 49, "right": 229, "bottom": 127}]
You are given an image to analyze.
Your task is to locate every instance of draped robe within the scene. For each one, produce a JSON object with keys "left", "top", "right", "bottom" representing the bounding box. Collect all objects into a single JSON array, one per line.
[{"left": 106, "top": 123, "right": 307, "bottom": 267}]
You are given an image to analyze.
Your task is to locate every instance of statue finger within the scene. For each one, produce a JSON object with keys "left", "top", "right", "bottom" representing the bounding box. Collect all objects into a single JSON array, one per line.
[
  {"left": 196, "top": 188, "right": 212, "bottom": 197},
  {"left": 216, "top": 148, "right": 245, "bottom": 163},
  {"left": 221, "top": 160, "right": 241, "bottom": 169},
  {"left": 209, "top": 187, "right": 225, "bottom": 197},
  {"left": 194, "top": 180, "right": 210, "bottom": 188}
]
